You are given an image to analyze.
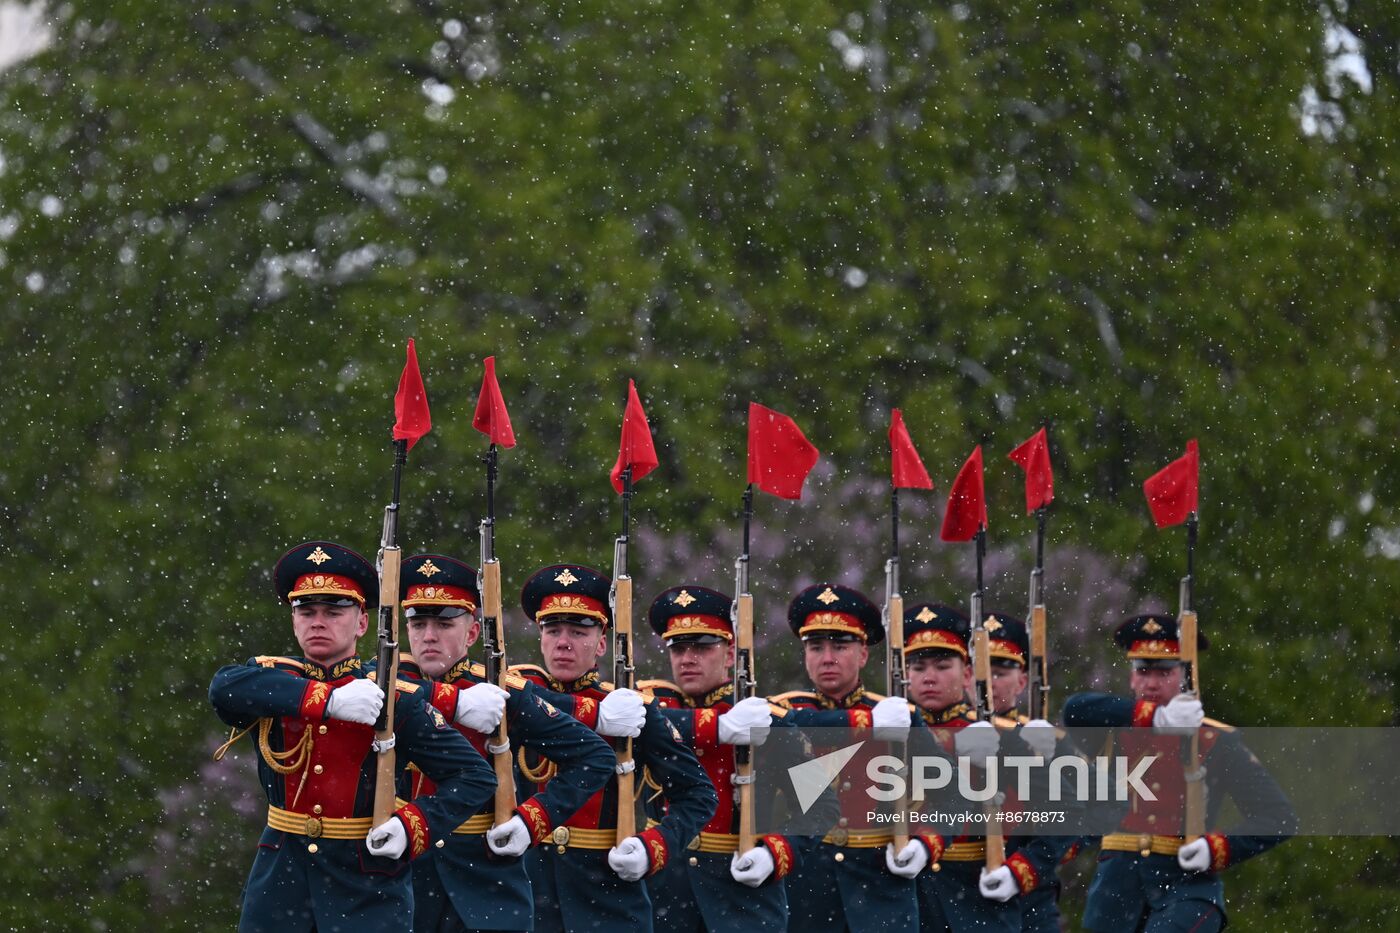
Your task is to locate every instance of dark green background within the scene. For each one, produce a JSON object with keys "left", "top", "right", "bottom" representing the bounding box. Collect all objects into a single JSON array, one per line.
[{"left": 2, "top": 1, "right": 1397, "bottom": 927}]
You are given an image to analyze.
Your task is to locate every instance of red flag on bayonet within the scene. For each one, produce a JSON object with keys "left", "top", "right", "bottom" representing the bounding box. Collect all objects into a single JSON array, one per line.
[
  {"left": 392, "top": 338, "right": 432, "bottom": 450},
  {"left": 1008, "top": 427, "right": 1054, "bottom": 513},
  {"left": 940, "top": 446, "right": 987, "bottom": 541},
  {"left": 1143, "top": 439, "right": 1199, "bottom": 528},
  {"left": 610, "top": 380, "right": 659, "bottom": 493},
  {"left": 889, "top": 409, "right": 934, "bottom": 490},
  {"left": 747, "top": 402, "right": 819, "bottom": 500},
  {"left": 472, "top": 356, "right": 516, "bottom": 448}
]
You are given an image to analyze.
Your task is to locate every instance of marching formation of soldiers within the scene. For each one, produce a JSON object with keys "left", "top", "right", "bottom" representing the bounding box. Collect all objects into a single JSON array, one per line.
[
  {"left": 210, "top": 350, "right": 1294, "bottom": 931},
  {"left": 209, "top": 537, "right": 1295, "bottom": 932}
]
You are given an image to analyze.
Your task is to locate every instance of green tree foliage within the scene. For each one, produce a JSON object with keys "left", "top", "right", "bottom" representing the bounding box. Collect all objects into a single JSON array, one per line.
[{"left": 1, "top": 0, "right": 1396, "bottom": 926}]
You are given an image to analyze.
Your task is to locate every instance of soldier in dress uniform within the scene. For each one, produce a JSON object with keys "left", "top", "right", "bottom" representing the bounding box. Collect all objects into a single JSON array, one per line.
[
  {"left": 637, "top": 584, "right": 819, "bottom": 933},
  {"left": 391, "top": 554, "right": 615, "bottom": 933},
  {"left": 772, "top": 583, "right": 922, "bottom": 933},
  {"left": 896, "top": 603, "right": 1074, "bottom": 933},
  {"left": 510, "top": 564, "right": 717, "bottom": 933},
  {"left": 1063, "top": 614, "right": 1296, "bottom": 932},
  {"left": 209, "top": 541, "right": 496, "bottom": 933},
  {"left": 980, "top": 611, "right": 1076, "bottom": 933}
]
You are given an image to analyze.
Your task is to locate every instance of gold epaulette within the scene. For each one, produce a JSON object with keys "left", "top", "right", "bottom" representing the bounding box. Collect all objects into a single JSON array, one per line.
[
  {"left": 467, "top": 661, "right": 528, "bottom": 690},
  {"left": 991, "top": 714, "right": 1068, "bottom": 738},
  {"left": 1203, "top": 717, "right": 1235, "bottom": 733},
  {"left": 364, "top": 671, "right": 422, "bottom": 694},
  {"left": 863, "top": 690, "right": 889, "bottom": 703},
  {"left": 508, "top": 663, "right": 551, "bottom": 681},
  {"left": 769, "top": 690, "right": 818, "bottom": 709},
  {"left": 255, "top": 656, "right": 307, "bottom": 672},
  {"left": 636, "top": 679, "right": 684, "bottom": 702}
]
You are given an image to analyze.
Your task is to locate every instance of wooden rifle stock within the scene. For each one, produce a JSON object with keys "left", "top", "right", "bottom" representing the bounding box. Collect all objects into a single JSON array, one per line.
[
  {"left": 734, "top": 590, "right": 757, "bottom": 852},
  {"left": 884, "top": 556, "right": 909, "bottom": 851},
  {"left": 372, "top": 546, "right": 402, "bottom": 828},
  {"left": 1028, "top": 601, "right": 1049, "bottom": 721},
  {"left": 612, "top": 569, "right": 636, "bottom": 842},
  {"left": 1179, "top": 602, "right": 1205, "bottom": 841},
  {"left": 479, "top": 556, "right": 517, "bottom": 826},
  {"left": 972, "top": 624, "right": 1005, "bottom": 870}
]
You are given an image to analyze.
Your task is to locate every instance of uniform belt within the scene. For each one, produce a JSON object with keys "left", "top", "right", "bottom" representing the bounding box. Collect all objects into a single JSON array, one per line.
[
  {"left": 547, "top": 826, "right": 619, "bottom": 850},
  {"left": 821, "top": 830, "right": 892, "bottom": 848},
  {"left": 1101, "top": 833, "right": 1185, "bottom": 857},
  {"left": 940, "top": 841, "right": 988, "bottom": 861},
  {"left": 267, "top": 805, "right": 373, "bottom": 840},
  {"left": 646, "top": 819, "right": 738, "bottom": 854},
  {"left": 452, "top": 813, "right": 495, "bottom": 835}
]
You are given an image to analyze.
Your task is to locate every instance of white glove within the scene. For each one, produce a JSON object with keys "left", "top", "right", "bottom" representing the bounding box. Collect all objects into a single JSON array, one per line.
[
  {"left": 730, "top": 844, "right": 776, "bottom": 887},
  {"left": 486, "top": 814, "right": 532, "bottom": 857},
  {"left": 456, "top": 682, "right": 509, "bottom": 733},
  {"left": 872, "top": 696, "right": 913, "bottom": 741},
  {"left": 366, "top": 816, "right": 407, "bottom": 859},
  {"left": 718, "top": 696, "right": 772, "bottom": 746},
  {"left": 978, "top": 864, "right": 1018, "bottom": 902},
  {"left": 1153, "top": 694, "right": 1204, "bottom": 733},
  {"left": 884, "top": 839, "right": 928, "bottom": 879},
  {"left": 953, "top": 720, "right": 1001, "bottom": 766},
  {"left": 326, "top": 679, "right": 384, "bottom": 725},
  {"left": 607, "top": 835, "right": 649, "bottom": 881},
  {"left": 1021, "top": 719, "right": 1057, "bottom": 759},
  {"left": 597, "top": 688, "right": 646, "bottom": 738},
  {"left": 1177, "top": 837, "right": 1212, "bottom": 872}
]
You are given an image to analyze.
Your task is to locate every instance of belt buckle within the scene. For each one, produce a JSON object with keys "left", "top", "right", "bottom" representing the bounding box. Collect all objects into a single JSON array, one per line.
[
  {"left": 687, "top": 835, "right": 700, "bottom": 851},
  {"left": 551, "top": 826, "right": 571, "bottom": 849},
  {"left": 305, "top": 816, "right": 324, "bottom": 839},
  {"left": 829, "top": 828, "right": 849, "bottom": 847}
]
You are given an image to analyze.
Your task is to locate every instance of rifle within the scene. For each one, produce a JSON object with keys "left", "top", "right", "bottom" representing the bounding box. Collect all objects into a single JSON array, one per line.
[
  {"left": 371, "top": 440, "right": 407, "bottom": 831},
  {"left": 610, "top": 467, "right": 637, "bottom": 843},
  {"left": 478, "top": 443, "right": 517, "bottom": 826},
  {"left": 967, "top": 525, "right": 1005, "bottom": 870},
  {"left": 1026, "top": 506, "right": 1051, "bottom": 720},
  {"left": 1179, "top": 513, "right": 1205, "bottom": 841},
  {"left": 884, "top": 485, "right": 910, "bottom": 851},
  {"left": 732, "top": 485, "right": 758, "bottom": 853}
]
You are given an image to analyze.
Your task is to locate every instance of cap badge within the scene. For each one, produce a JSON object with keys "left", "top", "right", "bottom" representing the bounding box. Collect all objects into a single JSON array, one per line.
[
  {"left": 1142, "top": 619, "right": 1164, "bottom": 635},
  {"left": 984, "top": 617, "right": 1002, "bottom": 633},
  {"left": 816, "top": 587, "right": 840, "bottom": 606},
  {"left": 307, "top": 546, "right": 332, "bottom": 566},
  {"left": 555, "top": 569, "right": 580, "bottom": 587},
  {"left": 418, "top": 560, "right": 442, "bottom": 578},
  {"left": 915, "top": 607, "right": 935, "bottom": 623},
  {"left": 423, "top": 587, "right": 437, "bottom": 598},
  {"left": 674, "top": 590, "right": 696, "bottom": 608}
]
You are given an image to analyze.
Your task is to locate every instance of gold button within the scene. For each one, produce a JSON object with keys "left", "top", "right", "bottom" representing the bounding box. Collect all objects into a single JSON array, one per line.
[
  {"left": 837, "top": 817, "right": 848, "bottom": 828},
  {"left": 1140, "top": 849, "right": 1151, "bottom": 857},
  {"left": 319, "top": 725, "right": 328, "bottom": 735},
  {"left": 556, "top": 846, "right": 566, "bottom": 854},
  {"left": 834, "top": 852, "right": 845, "bottom": 863},
  {"left": 436, "top": 839, "right": 445, "bottom": 849},
  {"left": 688, "top": 857, "right": 698, "bottom": 867},
  {"left": 313, "top": 764, "right": 324, "bottom": 775},
  {"left": 307, "top": 843, "right": 319, "bottom": 854},
  {"left": 931, "top": 862, "right": 941, "bottom": 872},
  {"left": 312, "top": 805, "right": 323, "bottom": 815}
]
